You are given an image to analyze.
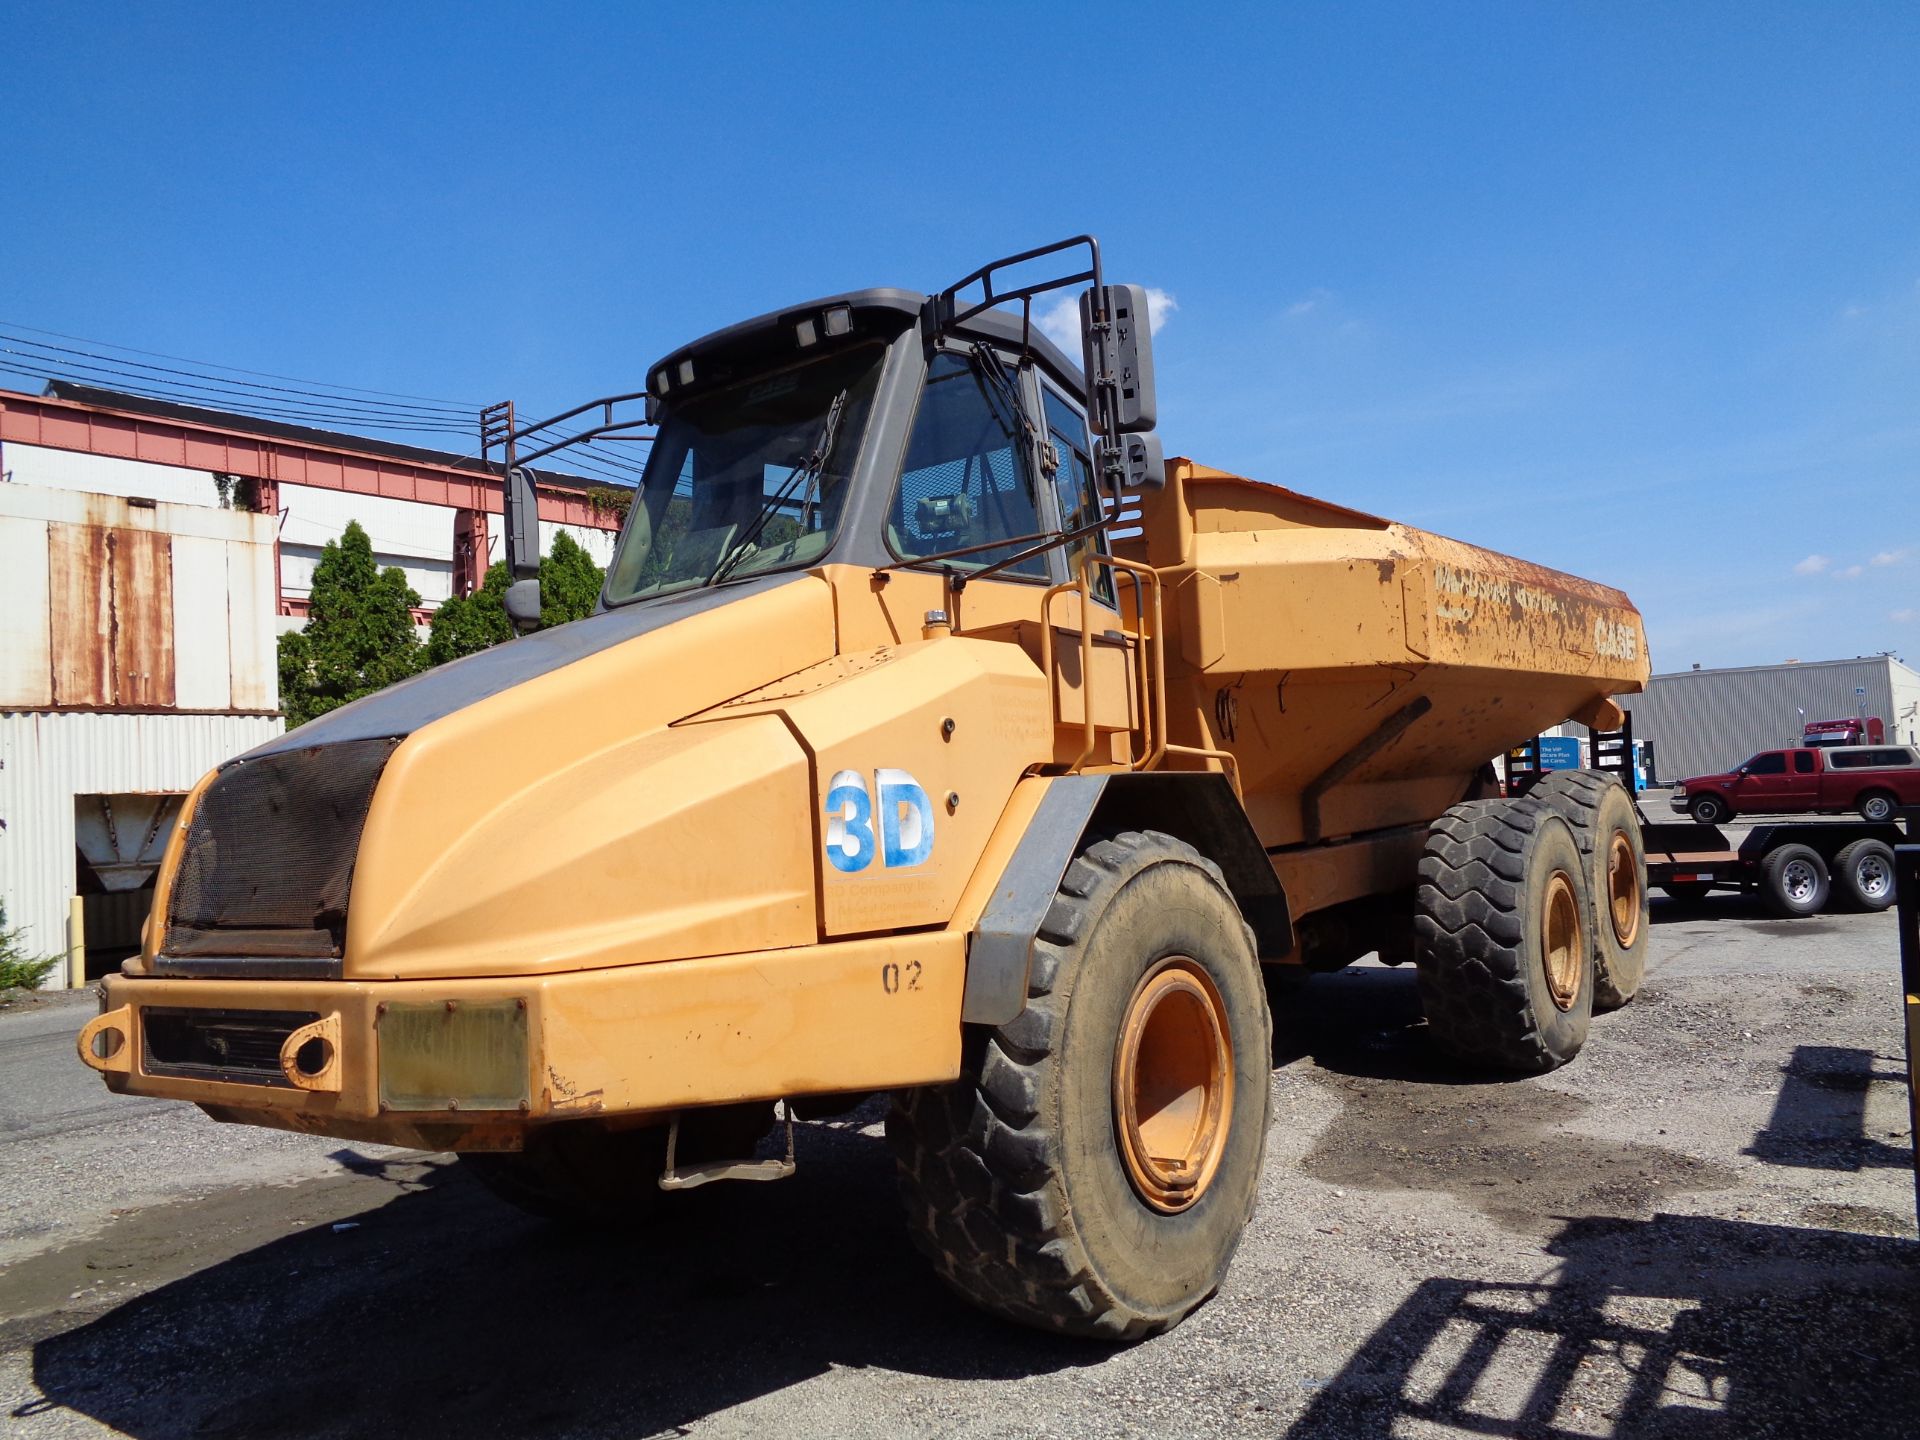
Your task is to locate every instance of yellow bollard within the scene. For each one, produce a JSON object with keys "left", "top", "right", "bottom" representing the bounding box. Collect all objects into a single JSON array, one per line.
[{"left": 67, "top": 895, "right": 86, "bottom": 991}]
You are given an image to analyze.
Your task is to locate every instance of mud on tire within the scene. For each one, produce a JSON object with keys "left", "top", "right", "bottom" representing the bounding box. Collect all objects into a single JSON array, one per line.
[
  {"left": 1414, "top": 798, "right": 1595, "bottom": 1073},
  {"left": 1529, "top": 769, "right": 1648, "bottom": 1011},
  {"left": 887, "top": 830, "right": 1272, "bottom": 1341}
]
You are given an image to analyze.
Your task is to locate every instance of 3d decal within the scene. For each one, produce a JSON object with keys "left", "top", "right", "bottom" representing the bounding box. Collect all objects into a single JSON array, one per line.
[{"left": 825, "top": 768, "right": 934, "bottom": 873}]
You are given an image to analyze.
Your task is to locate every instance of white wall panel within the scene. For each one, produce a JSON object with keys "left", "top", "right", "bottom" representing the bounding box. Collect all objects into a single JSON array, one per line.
[
  {"left": 170, "top": 535, "right": 233, "bottom": 711},
  {"left": 0, "top": 514, "right": 52, "bottom": 707},
  {"left": 228, "top": 540, "right": 279, "bottom": 711},
  {"left": 5, "top": 444, "right": 219, "bottom": 508}
]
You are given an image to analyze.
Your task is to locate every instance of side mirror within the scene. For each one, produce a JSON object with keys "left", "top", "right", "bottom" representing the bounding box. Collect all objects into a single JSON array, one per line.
[
  {"left": 1078, "top": 284, "right": 1157, "bottom": 434},
  {"left": 503, "top": 466, "right": 541, "bottom": 582},
  {"left": 504, "top": 578, "right": 542, "bottom": 633},
  {"left": 1097, "top": 431, "right": 1166, "bottom": 492}
]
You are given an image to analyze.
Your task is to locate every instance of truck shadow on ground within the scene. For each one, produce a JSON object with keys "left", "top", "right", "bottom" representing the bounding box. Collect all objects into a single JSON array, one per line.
[
  {"left": 27, "top": 1113, "right": 1097, "bottom": 1440},
  {"left": 1746, "top": 1043, "right": 1914, "bottom": 1173},
  {"left": 1285, "top": 1211, "right": 1920, "bottom": 1439}
]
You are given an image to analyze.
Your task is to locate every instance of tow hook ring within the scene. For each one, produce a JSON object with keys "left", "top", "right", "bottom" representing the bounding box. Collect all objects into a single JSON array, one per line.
[
  {"left": 77, "top": 1006, "right": 134, "bottom": 1074},
  {"left": 281, "top": 1012, "right": 345, "bottom": 1092}
]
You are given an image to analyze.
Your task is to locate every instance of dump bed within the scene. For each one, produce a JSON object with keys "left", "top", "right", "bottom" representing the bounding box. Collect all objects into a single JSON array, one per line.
[{"left": 1127, "top": 461, "right": 1649, "bottom": 849}]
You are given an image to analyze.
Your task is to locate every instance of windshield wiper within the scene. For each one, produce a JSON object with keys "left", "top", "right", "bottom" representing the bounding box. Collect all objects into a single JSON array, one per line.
[{"left": 707, "top": 389, "right": 849, "bottom": 588}]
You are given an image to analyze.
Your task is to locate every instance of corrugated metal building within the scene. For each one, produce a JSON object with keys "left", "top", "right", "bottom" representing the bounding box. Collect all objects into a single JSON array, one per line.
[{"left": 1619, "top": 654, "right": 1920, "bottom": 780}]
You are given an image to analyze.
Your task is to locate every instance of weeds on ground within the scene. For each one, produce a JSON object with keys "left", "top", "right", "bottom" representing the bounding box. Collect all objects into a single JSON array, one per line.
[{"left": 0, "top": 901, "right": 59, "bottom": 1001}]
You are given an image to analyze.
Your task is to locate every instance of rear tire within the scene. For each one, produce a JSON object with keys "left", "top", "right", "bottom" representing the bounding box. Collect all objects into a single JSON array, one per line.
[
  {"left": 1689, "top": 794, "right": 1729, "bottom": 824},
  {"left": 1529, "top": 770, "right": 1648, "bottom": 1011},
  {"left": 1760, "top": 844, "right": 1830, "bottom": 917},
  {"left": 1414, "top": 798, "right": 1595, "bottom": 1073},
  {"left": 1832, "top": 839, "right": 1896, "bottom": 912},
  {"left": 888, "top": 830, "right": 1272, "bottom": 1340},
  {"left": 1858, "top": 791, "right": 1897, "bottom": 824}
]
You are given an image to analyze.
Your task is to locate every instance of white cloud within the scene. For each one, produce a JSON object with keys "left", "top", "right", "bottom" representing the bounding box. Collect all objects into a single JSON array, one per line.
[
  {"left": 1837, "top": 564, "right": 1866, "bottom": 579},
  {"left": 1036, "top": 287, "right": 1177, "bottom": 355},
  {"left": 1871, "top": 549, "right": 1909, "bottom": 566},
  {"left": 1893, "top": 608, "right": 1918, "bottom": 624},
  {"left": 1285, "top": 287, "right": 1334, "bottom": 319},
  {"left": 1792, "top": 554, "right": 1830, "bottom": 575}
]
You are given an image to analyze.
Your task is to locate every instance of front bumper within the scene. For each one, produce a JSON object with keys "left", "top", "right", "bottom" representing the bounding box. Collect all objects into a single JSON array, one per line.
[
  {"left": 1668, "top": 791, "right": 1692, "bottom": 812},
  {"left": 80, "top": 932, "right": 963, "bottom": 1150}
]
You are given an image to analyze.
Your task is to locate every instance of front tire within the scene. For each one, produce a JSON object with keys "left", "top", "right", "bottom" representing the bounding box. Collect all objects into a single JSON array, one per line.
[
  {"left": 1689, "top": 794, "right": 1729, "bottom": 824},
  {"left": 461, "top": 1122, "right": 673, "bottom": 1223},
  {"left": 1414, "top": 798, "right": 1595, "bottom": 1073},
  {"left": 1760, "top": 843, "right": 1830, "bottom": 917},
  {"left": 888, "top": 830, "right": 1271, "bottom": 1340}
]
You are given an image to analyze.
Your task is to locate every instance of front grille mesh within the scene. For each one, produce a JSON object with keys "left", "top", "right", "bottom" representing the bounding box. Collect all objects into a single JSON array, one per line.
[
  {"left": 164, "top": 737, "right": 400, "bottom": 964},
  {"left": 143, "top": 1008, "right": 320, "bottom": 1086}
]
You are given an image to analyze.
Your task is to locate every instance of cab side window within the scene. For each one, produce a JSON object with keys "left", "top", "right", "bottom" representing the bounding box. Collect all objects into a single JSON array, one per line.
[
  {"left": 888, "top": 351, "right": 1047, "bottom": 578},
  {"left": 1041, "top": 386, "right": 1116, "bottom": 608},
  {"left": 1747, "top": 753, "right": 1787, "bottom": 775},
  {"left": 1792, "top": 751, "right": 1816, "bottom": 773}
]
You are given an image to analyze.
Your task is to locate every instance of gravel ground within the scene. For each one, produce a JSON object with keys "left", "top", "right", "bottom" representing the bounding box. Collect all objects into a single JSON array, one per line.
[{"left": 2, "top": 891, "right": 1915, "bottom": 1440}]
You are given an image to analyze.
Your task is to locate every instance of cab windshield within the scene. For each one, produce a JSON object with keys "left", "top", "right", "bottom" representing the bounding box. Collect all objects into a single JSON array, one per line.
[{"left": 604, "top": 343, "right": 886, "bottom": 603}]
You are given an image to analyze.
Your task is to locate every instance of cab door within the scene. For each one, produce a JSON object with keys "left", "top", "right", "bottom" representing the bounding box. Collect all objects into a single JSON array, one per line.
[{"left": 1733, "top": 751, "right": 1797, "bottom": 812}]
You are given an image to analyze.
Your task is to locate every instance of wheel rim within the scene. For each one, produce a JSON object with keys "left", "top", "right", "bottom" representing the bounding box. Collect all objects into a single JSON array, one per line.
[
  {"left": 1542, "top": 870, "right": 1583, "bottom": 1011},
  {"left": 1112, "top": 956, "right": 1234, "bottom": 1214},
  {"left": 1864, "top": 797, "right": 1891, "bottom": 821},
  {"left": 1606, "top": 832, "right": 1642, "bottom": 949},
  {"left": 1696, "top": 800, "right": 1719, "bottom": 821},
  {"left": 1782, "top": 859, "right": 1818, "bottom": 903},
  {"left": 1856, "top": 854, "right": 1892, "bottom": 900}
]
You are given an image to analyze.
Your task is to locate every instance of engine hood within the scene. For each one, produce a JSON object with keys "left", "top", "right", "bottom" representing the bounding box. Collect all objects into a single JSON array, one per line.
[{"left": 151, "top": 575, "right": 839, "bottom": 981}]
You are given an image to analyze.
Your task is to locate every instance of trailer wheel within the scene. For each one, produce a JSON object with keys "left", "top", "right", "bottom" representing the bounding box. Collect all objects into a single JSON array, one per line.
[
  {"left": 461, "top": 1122, "right": 673, "bottom": 1223},
  {"left": 1529, "top": 770, "right": 1648, "bottom": 1010},
  {"left": 1413, "top": 799, "right": 1594, "bottom": 1073},
  {"left": 1857, "top": 791, "right": 1897, "bottom": 823},
  {"left": 1833, "top": 839, "right": 1896, "bottom": 912},
  {"left": 1660, "top": 881, "right": 1713, "bottom": 903},
  {"left": 1689, "top": 794, "right": 1729, "bottom": 824},
  {"left": 1760, "top": 843, "right": 1830, "bottom": 917},
  {"left": 887, "top": 830, "right": 1271, "bottom": 1341}
]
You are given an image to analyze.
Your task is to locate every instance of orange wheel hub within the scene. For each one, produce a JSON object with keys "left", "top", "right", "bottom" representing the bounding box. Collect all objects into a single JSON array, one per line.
[
  {"left": 1112, "top": 956, "right": 1234, "bottom": 1213},
  {"left": 1606, "top": 832, "right": 1641, "bottom": 950},
  {"left": 1542, "top": 870, "right": 1583, "bottom": 1011}
]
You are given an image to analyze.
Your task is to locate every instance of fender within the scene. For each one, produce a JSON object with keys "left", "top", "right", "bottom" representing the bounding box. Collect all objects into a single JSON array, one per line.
[{"left": 962, "top": 772, "right": 1292, "bottom": 1025}]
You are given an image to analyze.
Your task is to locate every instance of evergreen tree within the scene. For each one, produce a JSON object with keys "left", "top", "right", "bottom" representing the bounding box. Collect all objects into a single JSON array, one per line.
[
  {"left": 425, "top": 531, "right": 605, "bottom": 666},
  {"left": 276, "top": 521, "right": 425, "bottom": 728}
]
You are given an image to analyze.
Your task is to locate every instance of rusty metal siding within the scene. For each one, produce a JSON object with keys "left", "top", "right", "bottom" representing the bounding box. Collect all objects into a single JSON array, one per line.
[
  {"left": 0, "top": 711, "right": 285, "bottom": 977},
  {"left": 0, "top": 484, "right": 275, "bottom": 714},
  {"left": 47, "top": 524, "right": 114, "bottom": 706},
  {"left": 1618, "top": 656, "right": 1913, "bottom": 779},
  {"left": 110, "top": 527, "right": 176, "bottom": 708}
]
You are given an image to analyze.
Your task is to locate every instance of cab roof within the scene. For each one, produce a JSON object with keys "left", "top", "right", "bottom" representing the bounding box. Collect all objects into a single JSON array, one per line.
[{"left": 646, "top": 287, "right": 1090, "bottom": 407}]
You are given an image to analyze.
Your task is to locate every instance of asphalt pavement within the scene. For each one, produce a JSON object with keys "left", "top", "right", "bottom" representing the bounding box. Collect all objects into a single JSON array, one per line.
[{"left": 2, "top": 892, "right": 1916, "bottom": 1440}]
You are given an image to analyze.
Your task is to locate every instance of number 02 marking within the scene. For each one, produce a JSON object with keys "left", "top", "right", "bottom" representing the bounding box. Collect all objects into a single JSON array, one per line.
[{"left": 881, "top": 960, "right": 923, "bottom": 995}]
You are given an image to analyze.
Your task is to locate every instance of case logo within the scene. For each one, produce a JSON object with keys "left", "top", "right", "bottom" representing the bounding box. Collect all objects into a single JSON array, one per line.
[{"left": 825, "top": 768, "right": 934, "bottom": 873}]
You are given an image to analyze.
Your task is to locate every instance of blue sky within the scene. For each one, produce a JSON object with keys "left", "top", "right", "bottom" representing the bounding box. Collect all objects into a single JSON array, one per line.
[{"left": 5, "top": 2, "right": 1916, "bottom": 670}]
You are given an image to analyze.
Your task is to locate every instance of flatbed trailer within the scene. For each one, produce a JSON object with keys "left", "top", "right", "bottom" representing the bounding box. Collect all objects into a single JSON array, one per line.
[{"left": 1640, "top": 815, "right": 1903, "bottom": 916}]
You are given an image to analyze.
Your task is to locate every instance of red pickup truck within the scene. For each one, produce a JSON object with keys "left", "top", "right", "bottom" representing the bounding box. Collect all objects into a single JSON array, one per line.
[{"left": 1671, "top": 745, "right": 1920, "bottom": 823}]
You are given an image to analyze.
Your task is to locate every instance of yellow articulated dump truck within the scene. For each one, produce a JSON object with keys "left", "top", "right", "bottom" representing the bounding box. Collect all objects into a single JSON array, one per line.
[{"left": 80, "top": 237, "right": 1649, "bottom": 1339}]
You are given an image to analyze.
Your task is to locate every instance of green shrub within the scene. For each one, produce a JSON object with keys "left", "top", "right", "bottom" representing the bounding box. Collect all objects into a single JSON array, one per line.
[{"left": 0, "top": 901, "right": 58, "bottom": 993}]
